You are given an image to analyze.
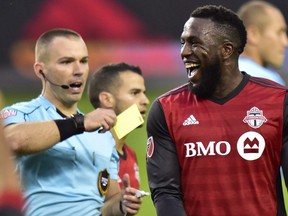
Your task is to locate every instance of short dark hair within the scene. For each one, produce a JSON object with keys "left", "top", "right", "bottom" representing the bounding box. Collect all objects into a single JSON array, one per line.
[
  {"left": 88, "top": 62, "right": 142, "bottom": 108},
  {"left": 35, "top": 28, "right": 82, "bottom": 62},
  {"left": 191, "top": 5, "right": 247, "bottom": 54}
]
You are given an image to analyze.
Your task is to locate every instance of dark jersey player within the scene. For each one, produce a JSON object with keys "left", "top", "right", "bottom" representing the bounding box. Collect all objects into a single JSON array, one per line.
[{"left": 146, "top": 5, "right": 288, "bottom": 216}]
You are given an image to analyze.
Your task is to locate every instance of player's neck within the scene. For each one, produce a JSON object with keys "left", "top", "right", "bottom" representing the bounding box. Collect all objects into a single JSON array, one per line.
[
  {"left": 116, "top": 138, "right": 126, "bottom": 154},
  {"left": 241, "top": 50, "right": 263, "bottom": 67},
  {"left": 43, "top": 94, "right": 78, "bottom": 116}
]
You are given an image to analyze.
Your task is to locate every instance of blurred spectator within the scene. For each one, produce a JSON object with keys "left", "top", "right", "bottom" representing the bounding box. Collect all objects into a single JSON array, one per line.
[
  {"left": 88, "top": 62, "right": 150, "bottom": 189},
  {"left": 237, "top": 0, "right": 288, "bottom": 85}
]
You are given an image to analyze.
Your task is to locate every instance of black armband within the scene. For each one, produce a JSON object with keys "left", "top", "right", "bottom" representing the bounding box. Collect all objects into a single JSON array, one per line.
[
  {"left": 54, "top": 114, "right": 85, "bottom": 141},
  {"left": 71, "top": 113, "right": 85, "bottom": 132}
]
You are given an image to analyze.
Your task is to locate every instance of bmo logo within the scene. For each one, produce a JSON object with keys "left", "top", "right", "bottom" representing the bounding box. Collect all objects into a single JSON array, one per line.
[
  {"left": 184, "top": 131, "right": 265, "bottom": 161},
  {"left": 184, "top": 141, "right": 231, "bottom": 157},
  {"left": 237, "top": 131, "right": 265, "bottom": 161}
]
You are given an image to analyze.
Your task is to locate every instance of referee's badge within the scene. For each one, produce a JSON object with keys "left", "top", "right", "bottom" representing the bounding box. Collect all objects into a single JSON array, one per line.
[{"left": 98, "top": 169, "right": 110, "bottom": 196}]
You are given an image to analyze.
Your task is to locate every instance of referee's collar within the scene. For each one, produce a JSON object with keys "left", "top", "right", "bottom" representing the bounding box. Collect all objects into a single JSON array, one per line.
[{"left": 37, "top": 95, "right": 82, "bottom": 116}]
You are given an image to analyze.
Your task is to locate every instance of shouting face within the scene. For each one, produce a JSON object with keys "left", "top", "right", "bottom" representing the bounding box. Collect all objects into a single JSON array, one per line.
[{"left": 180, "top": 17, "right": 223, "bottom": 98}]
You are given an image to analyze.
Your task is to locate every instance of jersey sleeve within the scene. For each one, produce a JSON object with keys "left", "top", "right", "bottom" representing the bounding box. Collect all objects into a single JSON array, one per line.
[
  {"left": 0, "top": 191, "right": 24, "bottom": 216},
  {"left": 146, "top": 99, "right": 186, "bottom": 216},
  {"left": 108, "top": 147, "right": 120, "bottom": 180},
  {"left": 281, "top": 92, "right": 288, "bottom": 193},
  {"left": 1, "top": 106, "right": 26, "bottom": 126}
]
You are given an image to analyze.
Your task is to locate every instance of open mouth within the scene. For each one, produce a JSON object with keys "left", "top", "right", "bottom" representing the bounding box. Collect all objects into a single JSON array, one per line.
[
  {"left": 69, "top": 82, "right": 82, "bottom": 88},
  {"left": 186, "top": 63, "right": 200, "bottom": 79},
  {"left": 140, "top": 110, "right": 146, "bottom": 118}
]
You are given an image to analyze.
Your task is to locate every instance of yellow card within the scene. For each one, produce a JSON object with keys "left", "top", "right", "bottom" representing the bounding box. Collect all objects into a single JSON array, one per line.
[{"left": 113, "top": 104, "right": 144, "bottom": 139}]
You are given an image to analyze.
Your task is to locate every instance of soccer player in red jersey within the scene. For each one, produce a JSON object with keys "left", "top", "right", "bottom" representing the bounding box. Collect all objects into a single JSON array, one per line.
[
  {"left": 88, "top": 62, "right": 149, "bottom": 189},
  {"left": 146, "top": 4, "right": 288, "bottom": 216}
]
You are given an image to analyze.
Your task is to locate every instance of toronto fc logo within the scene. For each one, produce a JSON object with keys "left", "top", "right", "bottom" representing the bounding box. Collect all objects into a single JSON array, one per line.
[
  {"left": 243, "top": 106, "right": 267, "bottom": 129},
  {"left": 147, "top": 136, "right": 154, "bottom": 158}
]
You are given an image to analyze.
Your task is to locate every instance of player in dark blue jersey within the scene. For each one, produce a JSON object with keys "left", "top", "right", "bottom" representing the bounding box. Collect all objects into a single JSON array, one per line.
[{"left": 146, "top": 4, "right": 288, "bottom": 216}]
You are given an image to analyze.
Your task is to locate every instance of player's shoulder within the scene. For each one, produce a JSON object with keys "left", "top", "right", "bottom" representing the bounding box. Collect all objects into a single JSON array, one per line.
[
  {"left": 123, "top": 144, "right": 137, "bottom": 159},
  {"left": 158, "top": 83, "right": 189, "bottom": 99},
  {"left": 2, "top": 97, "right": 42, "bottom": 114},
  {"left": 248, "top": 75, "right": 287, "bottom": 91}
]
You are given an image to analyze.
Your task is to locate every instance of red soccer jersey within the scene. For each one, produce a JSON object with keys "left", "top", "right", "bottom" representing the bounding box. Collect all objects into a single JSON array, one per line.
[
  {"left": 118, "top": 144, "right": 140, "bottom": 189},
  {"left": 0, "top": 191, "right": 24, "bottom": 216},
  {"left": 146, "top": 74, "right": 288, "bottom": 215}
]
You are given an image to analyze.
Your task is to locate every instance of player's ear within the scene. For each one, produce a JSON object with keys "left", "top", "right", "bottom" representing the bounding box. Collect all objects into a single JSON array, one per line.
[
  {"left": 34, "top": 63, "right": 44, "bottom": 79},
  {"left": 221, "top": 41, "right": 233, "bottom": 60},
  {"left": 99, "top": 91, "right": 114, "bottom": 108}
]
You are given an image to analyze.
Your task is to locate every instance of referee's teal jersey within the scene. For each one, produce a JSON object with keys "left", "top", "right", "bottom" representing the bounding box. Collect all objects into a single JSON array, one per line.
[{"left": 1, "top": 95, "right": 119, "bottom": 216}]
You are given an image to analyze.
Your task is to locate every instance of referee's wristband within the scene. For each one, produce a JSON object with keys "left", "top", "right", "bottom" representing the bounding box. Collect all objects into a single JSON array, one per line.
[
  {"left": 54, "top": 114, "right": 85, "bottom": 141},
  {"left": 71, "top": 113, "right": 85, "bottom": 133}
]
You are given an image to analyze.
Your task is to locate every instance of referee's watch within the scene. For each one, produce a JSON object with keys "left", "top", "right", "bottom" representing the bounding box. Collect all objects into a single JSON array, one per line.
[{"left": 71, "top": 113, "right": 85, "bottom": 133}]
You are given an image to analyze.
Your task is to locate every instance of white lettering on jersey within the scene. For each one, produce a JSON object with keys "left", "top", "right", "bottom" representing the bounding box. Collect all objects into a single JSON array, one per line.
[
  {"left": 184, "top": 132, "right": 265, "bottom": 161},
  {"left": 184, "top": 141, "right": 231, "bottom": 157}
]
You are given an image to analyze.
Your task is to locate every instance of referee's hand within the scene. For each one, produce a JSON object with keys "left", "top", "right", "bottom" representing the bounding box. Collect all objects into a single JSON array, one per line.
[
  {"left": 84, "top": 108, "right": 116, "bottom": 132},
  {"left": 121, "top": 174, "right": 142, "bottom": 215}
]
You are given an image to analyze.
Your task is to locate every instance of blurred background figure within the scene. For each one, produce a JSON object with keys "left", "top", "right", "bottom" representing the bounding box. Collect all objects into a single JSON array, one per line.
[
  {"left": 88, "top": 62, "right": 150, "bottom": 190},
  {"left": 237, "top": 0, "right": 288, "bottom": 85}
]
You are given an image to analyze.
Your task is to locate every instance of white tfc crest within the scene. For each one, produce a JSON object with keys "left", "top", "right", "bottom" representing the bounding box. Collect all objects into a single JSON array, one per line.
[{"left": 243, "top": 106, "right": 267, "bottom": 129}]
